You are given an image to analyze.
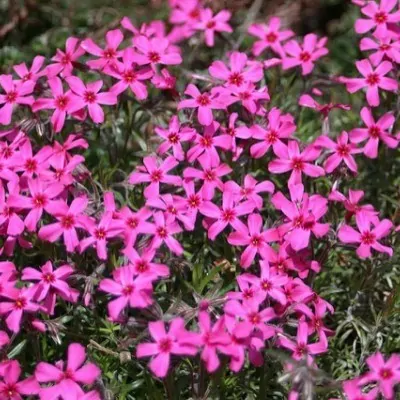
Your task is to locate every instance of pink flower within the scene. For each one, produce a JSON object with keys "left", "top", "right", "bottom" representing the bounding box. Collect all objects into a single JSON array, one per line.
[
  {"left": 355, "top": 0, "right": 400, "bottom": 38},
  {"left": 229, "top": 82, "right": 270, "bottom": 114},
  {"left": 169, "top": 0, "right": 202, "bottom": 27},
  {"left": 268, "top": 141, "right": 325, "bottom": 185},
  {"left": 0, "top": 75, "right": 34, "bottom": 125},
  {"left": 129, "top": 156, "right": 182, "bottom": 199},
  {"left": 282, "top": 34, "right": 328, "bottom": 75},
  {"left": 8, "top": 178, "right": 64, "bottom": 232},
  {"left": 220, "top": 112, "right": 252, "bottom": 158},
  {"left": 209, "top": 52, "right": 263, "bottom": 87},
  {"left": 314, "top": 131, "right": 361, "bottom": 173},
  {"left": 180, "top": 180, "right": 205, "bottom": 227},
  {"left": 0, "top": 360, "right": 39, "bottom": 399},
  {"left": 155, "top": 115, "right": 195, "bottom": 161},
  {"left": 343, "top": 379, "right": 379, "bottom": 400},
  {"left": 38, "top": 196, "right": 88, "bottom": 252},
  {"left": 228, "top": 214, "right": 277, "bottom": 268},
  {"left": 178, "top": 84, "right": 229, "bottom": 126},
  {"left": 21, "top": 261, "right": 78, "bottom": 315},
  {"left": 99, "top": 265, "right": 153, "bottom": 320},
  {"left": 32, "top": 77, "right": 82, "bottom": 132},
  {"left": 299, "top": 94, "right": 350, "bottom": 118},
  {"left": 47, "top": 37, "right": 85, "bottom": 77},
  {"left": 360, "top": 35, "right": 400, "bottom": 66},
  {"left": 136, "top": 318, "right": 198, "bottom": 377},
  {"left": 345, "top": 59, "right": 398, "bottom": 107},
  {"left": 151, "top": 68, "right": 177, "bottom": 90},
  {"left": 13, "top": 55, "right": 45, "bottom": 83},
  {"left": 338, "top": 212, "right": 393, "bottom": 258},
  {"left": 65, "top": 77, "right": 117, "bottom": 123},
  {"left": 350, "top": 107, "right": 398, "bottom": 158},
  {"left": 107, "top": 48, "right": 153, "bottom": 99},
  {"left": 250, "top": 107, "right": 296, "bottom": 158},
  {"left": 194, "top": 8, "right": 232, "bottom": 47},
  {"left": 81, "top": 29, "right": 123, "bottom": 70},
  {"left": 248, "top": 17, "right": 294, "bottom": 56},
  {"left": 360, "top": 352, "right": 400, "bottom": 399},
  {"left": 199, "top": 188, "right": 254, "bottom": 240},
  {"left": 35, "top": 343, "right": 101, "bottom": 400}
]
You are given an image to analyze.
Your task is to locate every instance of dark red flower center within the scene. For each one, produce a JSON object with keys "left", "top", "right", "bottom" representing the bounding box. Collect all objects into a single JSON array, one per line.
[
  {"left": 84, "top": 91, "right": 97, "bottom": 103},
  {"left": 243, "top": 288, "right": 254, "bottom": 299},
  {"left": 188, "top": 194, "right": 201, "bottom": 208},
  {"left": 189, "top": 9, "right": 200, "bottom": 19},
  {"left": 43, "top": 272, "right": 55, "bottom": 283},
  {"left": 239, "top": 91, "right": 251, "bottom": 100},
  {"left": 266, "top": 130, "right": 278, "bottom": 143},
  {"left": 337, "top": 144, "right": 350, "bottom": 157},
  {"left": 206, "top": 20, "right": 216, "bottom": 29},
  {"left": 251, "top": 235, "right": 262, "bottom": 247},
  {"left": 148, "top": 51, "right": 161, "bottom": 63},
  {"left": 123, "top": 284, "right": 134, "bottom": 295},
  {"left": 56, "top": 95, "right": 69, "bottom": 110},
  {"left": 266, "top": 32, "right": 278, "bottom": 43},
  {"left": 221, "top": 208, "right": 235, "bottom": 222},
  {"left": 157, "top": 227, "right": 168, "bottom": 238},
  {"left": 361, "top": 231, "right": 375, "bottom": 245},
  {"left": 166, "top": 205, "right": 177, "bottom": 215},
  {"left": 366, "top": 73, "right": 380, "bottom": 85},
  {"left": 197, "top": 94, "right": 211, "bottom": 106},
  {"left": 3, "top": 384, "right": 17, "bottom": 398},
  {"left": 380, "top": 43, "right": 391, "bottom": 51},
  {"left": 5, "top": 91, "right": 17, "bottom": 103},
  {"left": 375, "top": 11, "right": 388, "bottom": 24},
  {"left": 150, "top": 169, "right": 163, "bottom": 182},
  {"left": 61, "top": 54, "right": 71, "bottom": 65},
  {"left": 299, "top": 52, "right": 311, "bottom": 62},
  {"left": 369, "top": 125, "right": 381, "bottom": 138},
  {"left": 123, "top": 70, "right": 137, "bottom": 83},
  {"left": 168, "top": 132, "right": 179, "bottom": 144},
  {"left": 261, "top": 280, "right": 272, "bottom": 291},
  {"left": 291, "top": 158, "right": 304, "bottom": 171},
  {"left": 136, "top": 260, "right": 149, "bottom": 273},
  {"left": 94, "top": 228, "right": 106, "bottom": 240},
  {"left": 200, "top": 135, "right": 213, "bottom": 148},
  {"left": 127, "top": 217, "right": 138, "bottom": 229},
  {"left": 249, "top": 312, "right": 261, "bottom": 324},
  {"left": 204, "top": 169, "right": 216, "bottom": 181},
  {"left": 103, "top": 48, "right": 116, "bottom": 59},
  {"left": 61, "top": 214, "right": 75, "bottom": 229},
  {"left": 159, "top": 338, "right": 172, "bottom": 352},
  {"left": 25, "top": 158, "right": 38, "bottom": 173},
  {"left": 380, "top": 368, "right": 393, "bottom": 379},
  {"left": 14, "top": 297, "right": 26, "bottom": 310},
  {"left": 228, "top": 73, "right": 244, "bottom": 86},
  {"left": 63, "top": 369, "right": 75, "bottom": 380},
  {"left": 33, "top": 194, "right": 47, "bottom": 208}
]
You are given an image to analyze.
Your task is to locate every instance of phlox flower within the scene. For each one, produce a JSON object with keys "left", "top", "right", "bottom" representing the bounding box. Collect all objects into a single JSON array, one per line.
[
  {"left": 350, "top": 107, "right": 398, "bottom": 158},
  {"left": 282, "top": 34, "right": 328, "bottom": 75},
  {"left": 38, "top": 196, "right": 88, "bottom": 252},
  {"left": 42, "top": 154, "right": 85, "bottom": 186},
  {"left": 343, "top": 379, "right": 379, "bottom": 400},
  {"left": 344, "top": 59, "right": 398, "bottom": 107},
  {"left": 299, "top": 94, "right": 351, "bottom": 118},
  {"left": 136, "top": 318, "right": 198, "bottom": 378},
  {"left": 169, "top": 0, "right": 202, "bottom": 27},
  {"left": 99, "top": 265, "right": 153, "bottom": 320},
  {"left": 268, "top": 140, "right": 324, "bottom": 185},
  {"left": 194, "top": 8, "right": 232, "bottom": 47},
  {"left": 0, "top": 75, "right": 34, "bottom": 125},
  {"left": 248, "top": 17, "right": 294, "bottom": 56},
  {"left": 228, "top": 82, "right": 270, "bottom": 114},
  {"left": 338, "top": 212, "right": 393, "bottom": 258},
  {"left": 50, "top": 134, "right": 88, "bottom": 164},
  {"left": 35, "top": 343, "right": 101, "bottom": 400},
  {"left": 180, "top": 180, "right": 205, "bottom": 227},
  {"left": 13, "top": 55, "right": 45, "bottom": 83},
  {"left": 314, "top": 131, "right": 361, "bottom": 173},
  {"left": 129, "top": 155, "right": 182, "bottom": 199},
  {"left": 155, "top": 115, "right": 196, "bottom": 161},
  {"left": 152, "top": 68, "right": 177, "bottom": 90},
  {"left": 360, "top": 34, "right": 400, "bottom": 66},
  {"left": 0, "top": 184, "right": 25, "bottom": 237},
  {"left": 220, "top": 112, "right": 252, "bottom": 158}
]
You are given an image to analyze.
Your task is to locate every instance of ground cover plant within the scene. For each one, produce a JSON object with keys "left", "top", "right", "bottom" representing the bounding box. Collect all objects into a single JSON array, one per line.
[{"left": 0, "top": 0, "right": 399, "bottom": 398}]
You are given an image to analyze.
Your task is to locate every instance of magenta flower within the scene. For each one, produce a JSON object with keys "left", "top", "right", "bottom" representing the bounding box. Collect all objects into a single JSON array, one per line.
[
  {"left": 343, "top": 379, "right": 379, "bottom": 400},
  {"left": 199, "top": 188, "right": 254, "bottom": 240},
  {"left": 299, "top": 94, "right": 350, "bottom": 118},
  {"left": 248, "top": 17, "right": 294, "bottom": 56},
  {"left": 350, "top": 107, "right": 398, "bottom": 158},
  {"left": 345, "top": 59, "right": 398, "bottom": 107},
  {"left": 338, "top": 212, "right": 393, "bottom": 258},
  {"left": 47, "top": 37, "right": 85, "bottom": 77},
  {"left": 66, "top": 77, "right": 117, "bottom": 123},
  {"left": 282, "top": 34, "right": 328, "bottom": 75},
  {"left": 8, "top": 178, "right": 64, "bottom": 232},
  {"left": 13, "top": 55, "right": 45, "bottom": 83},
  {"left": 35, "top": 343, "right": 101, "bottom": 400},
  {"left": 194, "top": 8, "right": 232, "bottom": 47},
  {"left": 137, "top": 318, "right": 198, "bottom": 378},
  {"left": 0, "top": 287, "right": 39, "bottom": 333},
  {"left": 180, "top": 180, "right": 205, "bottom": 227},
  {"left": 169, "top": 0, "right": 202, "bottom": 26},
  {"left": 81, "top": 29, "right": 123, "bottom": 70},
  {"left": 0, "top": 360, "right": 39, "bottom": 399},
  {"left": 229, "top": 82, "right": 270, "bottom": 114},
  {"left": 152, "top": 68, "right": 177, "bottom": 90},
  {"left": 99, "top": 265, "right": 153, "bottom": 320},
  {"left": 228, "top": 214, "right": 277, "bottom": 268},
  {"left": 314, "top": 131, "right": 361, "bottom": 173},
  {"left": 107, "top": 48, "right": 153, "bottom": 99},
  {"left": 178, "top": 84, "right": 229, "bottom": 126},
  {"left": 209, "top": 52, "right": 263, "bottom": 87},
  {"left": 129, "top": 156, "right": 182, "bottom": 199},
  {"left": 38, "top": 196, "right": 88, "bottom": 252},
  {"left": 183, "top": 153, "right": 232, "bottom": 200},
  {"left": 21, "top": 261, "right": 78, "bottom": 315},
  {"left": 268, "top": 141, "right": 325, "bottom": 185},
  {"left": 220, "top": 112, "right": 252, "bottom": 158},
  {"left": 0, "top": 75, "right": 34, "bottom": 125},
  {"left": 360, "top": 35, "right": 400, "bottom": 66},
  {"left": 355, "top": 0, "right": 400, "bottom": 38},
  {"left": 155, "top": 115, "right": 196, "bottom": 161},
  {"left": 250, "top": 107, "right": 296, "bottom": 158},
  {"left": 32, "top": 77, "right": 82, "bottom": 132}
]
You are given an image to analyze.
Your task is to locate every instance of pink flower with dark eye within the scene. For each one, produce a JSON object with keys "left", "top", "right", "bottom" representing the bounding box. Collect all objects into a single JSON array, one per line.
[
  {"left": 344, "top": 59, "right": 398, "bottom": 107},
  {"left": 47, "top": 37, "right": 85, "bottom": 77},
  {"left": 360, "top": 35, "right": 400, "bottom": 66},
  {"left": 250, "top": 107, "right": 296, "bottom": 159},
  {"left": 38, "top": 196, "right": 88, "bottom": 252},
  {"left": 350, "top": 107, "right": 398, "bottom": 158},
  {"left": 229, "top": 82, "right": 270, "bottom": 114},
  {"left": 338, "top": 212, "right": 393, "bottom": 259},
  {"left": 220, "top": 113, "right": 252, "bottom": 158},
  {"left": 314, "top": 131, "right": 361, "bottom": 173},
  {"left": 194, "top": 8, "right": 232, "bottom": 47},
  {"left": 209, "top": 52, "right": 263, "bottom": 88},
  {"left": 282, "top": 34, "right": 328, "bottom": 75},
  {"left": 32, "top": 77, "right": 82, "bottom": 132},
  {"left": 268, "top": 141, "right": 324, "bottom": 185},
  {"left": 13, "top": 55, "right": 45, "bottom": 83},
  {"left": 178, "top": 84, "right": 231, "bottom": 126},
  {"left": 81, "top": 29, "right": 124, "bottom": 70},
  {"left": 66, "top": 77, "right": 117, "bottom": 124},
  {"left": 355, "top": 0, "right": 400, "bottom": 38},
  {"left": 0, "top": 75, "right": 34, "bottom": 125},
  {"left": 248, "top": 17, "right": 294, "bottom": 56},
  {"left": 180, "top": 180, "right": 205, "bottom": 228},
  {"left": 35, "top": 343, "right": 101, "bottom": 400},
  {"left": 155, "top": 115, "right": 196, "bottom": 161},
  {"left": 152, "top": 68, "right": 177, "bottom": 90},
  {"left": 99, "top": 265, "right": 153, "bottom": 320},
  {"left": 299, "top": 94, "right": 350, "bottom": 118},
  {"left": 129, "top": 156, "right": 182, "bottom": 199},
  {"left": 136, "top": 319, "right": 198, "bottom": 378}
]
